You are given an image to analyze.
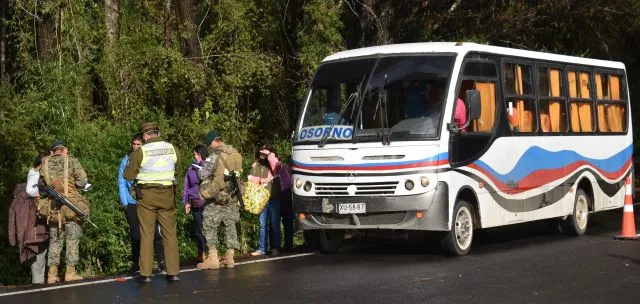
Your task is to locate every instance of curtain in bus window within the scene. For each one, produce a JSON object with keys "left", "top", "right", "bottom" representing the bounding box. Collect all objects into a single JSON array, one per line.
[
  {"left": 568, "top": 72, "right": 581, "bottom": 132},
  {"left": 578, "top": 72, "right": 593, "bottom": 132},
  {"left": 473, "top": 82, "right": 496, "bottom": 132},
  {"left": 595, "top": 74, "right": 610, "bottom": 132},
  {"left": 515, "top": 65, "right": 533, "bottom": 132},
  {"left": 548, "top": 69, "right": 562, "bottom": 132},
  {"left": 608, "top": 75, "right": 624, "bottom": 132}
]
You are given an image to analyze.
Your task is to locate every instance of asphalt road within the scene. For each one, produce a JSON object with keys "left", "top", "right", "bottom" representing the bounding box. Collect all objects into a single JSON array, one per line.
[{"left": 2, "top": 209, "right": 640, "bottom": 304}]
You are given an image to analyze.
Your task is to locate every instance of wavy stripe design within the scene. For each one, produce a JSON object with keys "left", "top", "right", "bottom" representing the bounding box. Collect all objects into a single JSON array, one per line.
[
  {"left": 292, "top": 152, "right": 449, "bottom": 171},
  {"left": 468, "top": 145, "right": 633, "bottom": 193}
]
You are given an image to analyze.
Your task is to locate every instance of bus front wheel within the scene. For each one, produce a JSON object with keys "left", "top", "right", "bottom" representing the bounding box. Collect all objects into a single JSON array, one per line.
[
  {"left": 442, "top": 200, "right": 475, "bottom": 256},
  {"left": 304, "top": 230, "right": 344, "bottom": 253}
]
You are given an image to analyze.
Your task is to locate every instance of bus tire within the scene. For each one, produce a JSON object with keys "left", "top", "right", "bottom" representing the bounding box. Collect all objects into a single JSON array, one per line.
[
  {"left": 442, "top": 200, "right": 474, "bottom": 256},
  {"left": 567, "top": 189, "right": 589, "bottom": 236},
  {"left": 305, "top": 230, "right": 344, "bottom": 253}
]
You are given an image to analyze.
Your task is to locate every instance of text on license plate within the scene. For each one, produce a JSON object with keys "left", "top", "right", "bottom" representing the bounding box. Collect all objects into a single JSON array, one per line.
[{"left": 338, "top": 203, "right": 366, "bottom": 214}]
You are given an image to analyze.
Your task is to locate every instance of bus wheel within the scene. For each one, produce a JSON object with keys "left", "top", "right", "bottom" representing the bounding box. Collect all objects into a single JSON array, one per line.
[
  {"left": 567, "top": 189, "right": 589, "bottom": 236},
  {"left": 442, "top": 200, "right": 474, "bottom": 256},
  {"left": 318, "top": 230, "right": 344, "bottom": 253}
]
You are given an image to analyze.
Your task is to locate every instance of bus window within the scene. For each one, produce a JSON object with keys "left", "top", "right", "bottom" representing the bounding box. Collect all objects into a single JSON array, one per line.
[
  {"left": 503, "top": 63, "right": 536, "bottom": 133},
  {"left": 567, "top": 70, "right": 594, "bottom": 133},
  {"left": 537, "top": 67, "right": 567, "bottom": 133},
  {"left": 595, "top": 73, "right": 626, "bottom": 133}
]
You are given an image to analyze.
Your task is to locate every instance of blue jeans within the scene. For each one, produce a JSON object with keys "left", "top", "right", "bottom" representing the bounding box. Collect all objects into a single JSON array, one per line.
[{"left": 258, "top": 197, "right": 281, "bottom": 253}]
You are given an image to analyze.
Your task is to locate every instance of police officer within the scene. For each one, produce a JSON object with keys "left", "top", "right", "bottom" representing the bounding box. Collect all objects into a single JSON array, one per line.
[
  {"left": 196, "top": 130, "right": 243, "bottom": 270},
  {"left": 41, "top": 140, "right": 89, "bottom": 283},
  {"left": 124, "top": 122, "right": 180, "bottom": 282}
]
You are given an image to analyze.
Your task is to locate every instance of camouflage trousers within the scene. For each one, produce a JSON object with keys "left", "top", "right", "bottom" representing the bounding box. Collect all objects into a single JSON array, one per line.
[
  {"left": 48, "top": 221, "right": 83, "bottom": 266},
  {"left": 202, "top": 203, "right": 240, "bottom": 250}
]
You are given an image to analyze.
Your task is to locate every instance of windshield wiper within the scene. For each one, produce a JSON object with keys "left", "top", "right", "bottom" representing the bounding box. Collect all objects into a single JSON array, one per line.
[
  {"left": 372, "top": 74, "right": 391, "bottom": 145},
  {"left": 318, "top": 75, "right": 365, "bottom": 148}
]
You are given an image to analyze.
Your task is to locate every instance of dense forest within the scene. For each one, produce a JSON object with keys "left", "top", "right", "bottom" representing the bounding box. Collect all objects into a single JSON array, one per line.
[{"left": 1, "top": 0, "right": 640, "bottom": 285}]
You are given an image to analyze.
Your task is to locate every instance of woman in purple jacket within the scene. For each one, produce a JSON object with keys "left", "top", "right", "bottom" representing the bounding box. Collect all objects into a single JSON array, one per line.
[{"left": 183, "top": 145, "right": 208, "bottom": 262}]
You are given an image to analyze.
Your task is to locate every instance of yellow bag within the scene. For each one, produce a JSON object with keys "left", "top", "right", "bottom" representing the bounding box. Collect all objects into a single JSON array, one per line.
[{"left": 242, "top": 182, "right": 270, "bottom": 215}]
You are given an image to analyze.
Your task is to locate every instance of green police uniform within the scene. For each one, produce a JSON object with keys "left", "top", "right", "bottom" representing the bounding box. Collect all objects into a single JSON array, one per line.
[{"left": 123, "top": 122, "right": 181, "bottom": 277}]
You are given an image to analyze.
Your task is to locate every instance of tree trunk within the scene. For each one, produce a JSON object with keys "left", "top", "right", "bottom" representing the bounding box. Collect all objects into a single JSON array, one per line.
[
  {"left": 0, "top": 0, "right": 9, "bottom": 82},
  {"left": 175, "top": 0, "right": 202, "bottom": 62},
  {"left": 37, "top": 0, "right": 56, "bottom": 61},
  {"left": 163, "top": 0, "right": 173, "bottom": 48},
  {"left": 104, "top": 0, "right": 120, "bottom": 46},
  {"left": 175, "top": 0, "right": 203, "bottom": 110}
]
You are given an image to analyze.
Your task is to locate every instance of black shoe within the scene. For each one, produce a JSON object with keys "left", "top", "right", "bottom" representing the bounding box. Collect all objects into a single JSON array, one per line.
[
  {"left": 136, "top": 275, "right": 152, "bottom": 283},
  {"left": 165, "top": 275, "right": 180, "bottom": 282},
  {"left": 154, "top": 261, "right": 166, "bottom": 274}
]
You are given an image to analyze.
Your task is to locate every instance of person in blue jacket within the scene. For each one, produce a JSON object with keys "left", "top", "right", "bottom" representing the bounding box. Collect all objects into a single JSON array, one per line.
[{"left": 118, "top": 133, "right": 165, "bottom": 275}]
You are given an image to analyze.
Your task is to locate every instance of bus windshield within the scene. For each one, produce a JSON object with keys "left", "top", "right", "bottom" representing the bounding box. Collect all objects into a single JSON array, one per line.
[{"left": 297, "top": 55, "right": 456, "bottom": 144}]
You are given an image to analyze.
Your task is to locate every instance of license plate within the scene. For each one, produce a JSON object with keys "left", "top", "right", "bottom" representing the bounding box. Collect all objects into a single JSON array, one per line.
[{"left": 338, "top": 203, "right": 366, "bottom": 214}]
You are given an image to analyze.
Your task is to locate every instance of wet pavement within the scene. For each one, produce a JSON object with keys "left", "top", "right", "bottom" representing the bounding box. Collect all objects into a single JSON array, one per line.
[{"left": 2, "top": 209, "right": 640, "bottom": 303}]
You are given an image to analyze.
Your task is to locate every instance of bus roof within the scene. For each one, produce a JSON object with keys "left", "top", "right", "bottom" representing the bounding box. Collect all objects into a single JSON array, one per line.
[{"left": 322, "top": 42, "right": 626, "bottom": 70}]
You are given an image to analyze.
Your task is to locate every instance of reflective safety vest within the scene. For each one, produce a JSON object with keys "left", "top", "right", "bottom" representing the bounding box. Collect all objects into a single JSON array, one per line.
[{"left": 137, "top": 141, "right": 177, "bottom": 185}]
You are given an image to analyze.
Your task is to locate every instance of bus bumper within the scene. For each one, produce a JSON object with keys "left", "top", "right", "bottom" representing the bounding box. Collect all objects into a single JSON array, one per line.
[{"left": 294, "top": 182, "right": 449, "bottom": 231}]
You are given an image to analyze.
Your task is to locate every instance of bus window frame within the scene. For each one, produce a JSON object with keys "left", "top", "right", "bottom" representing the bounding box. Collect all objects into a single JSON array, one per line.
[
  {"left": 565, "top": 65, "right": 597, "bottom": 135},
  {"left": 534, "top": 62, "right": 569, "bottom": 135},
  {"left": 501, "top": 58, "right": 539, "bottom": 134},
  {"left": 456, "top": 54, "right": 500, "bottom": 136},
  {"left": 592, "top": 68, "right": 629, "bottom": 135}
]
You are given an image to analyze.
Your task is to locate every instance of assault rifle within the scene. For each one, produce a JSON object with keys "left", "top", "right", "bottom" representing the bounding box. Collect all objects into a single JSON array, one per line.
[
  {"left": 224, "top": 171, "right": 245, "bottom": 210},
  {"left": 39, "top": 184, "right": 97, "bottom": 228}
]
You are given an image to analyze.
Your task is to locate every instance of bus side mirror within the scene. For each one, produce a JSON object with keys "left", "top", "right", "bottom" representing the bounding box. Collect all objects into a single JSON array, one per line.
[{"left": 466, "top": 90, "right": 481, "bottom": 121}]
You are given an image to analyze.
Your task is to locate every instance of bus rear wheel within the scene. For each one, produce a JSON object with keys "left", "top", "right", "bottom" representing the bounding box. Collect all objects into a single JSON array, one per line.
[
  {"left": 442, "top": 200, "right": 474, "bottom": 256},
  {"left": 566, "top": 189, "right": 589, "bottom": 236}
]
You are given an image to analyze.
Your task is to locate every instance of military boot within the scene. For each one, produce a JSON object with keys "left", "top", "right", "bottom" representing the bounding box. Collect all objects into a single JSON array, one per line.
[
  {"left": 222, "top": 249, "right": 235, "bottom": 268},
  {"left": 64, "top": 265, "right": 83, "bottom": 282},
  {"left": 47, "top": 265, "right": 60, "bottom": 284},
  {"left": 197, "top": 248, "right": 220, "bottom": 270}
]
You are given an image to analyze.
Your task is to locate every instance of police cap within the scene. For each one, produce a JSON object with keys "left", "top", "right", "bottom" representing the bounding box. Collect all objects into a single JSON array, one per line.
[
  {"left": 140, "top": 122, "right": 159, "bottom": 134},
  {"left": 50, "top": 140, "right": 65, "bottom": 151}
]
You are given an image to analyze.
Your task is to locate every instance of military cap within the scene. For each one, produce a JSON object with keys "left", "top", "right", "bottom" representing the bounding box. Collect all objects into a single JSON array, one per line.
[
  {"left": 50, "top": 140, "right": 65, "bottom": 151},
  {"left": 140, "top": 122, "right": 159, "bottom": 134},
  {"left": 205, "top": 130, "right": 221, "bottom": 146}
]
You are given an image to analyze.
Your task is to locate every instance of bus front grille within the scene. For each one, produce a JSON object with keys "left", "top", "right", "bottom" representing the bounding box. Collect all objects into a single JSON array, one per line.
[{"left": 314, "top": 181, "right": 399, "bottom": 196}]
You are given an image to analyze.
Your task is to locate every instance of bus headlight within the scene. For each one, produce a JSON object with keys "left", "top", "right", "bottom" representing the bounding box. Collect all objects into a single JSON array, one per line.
[
  {"left": 304, "top": 181, "right": 313, "bottom": 192},
  {"left": 295, "top": 178, "right": 303, "bottom": 189},
  {"left": 405, "top": 180, "right": 414, "bottom": 191},
  {"left": 420, "top": 176, "right": 430, "bottom": 187}
]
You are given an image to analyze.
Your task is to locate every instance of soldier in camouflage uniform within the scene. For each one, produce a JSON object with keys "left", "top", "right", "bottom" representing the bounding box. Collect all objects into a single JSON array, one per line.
[
  {"left": 40, "top": 140, "right": 89, "bottom": 283},
  {"left": 197, "top": 130, "right": 243, "bottom": 270}
]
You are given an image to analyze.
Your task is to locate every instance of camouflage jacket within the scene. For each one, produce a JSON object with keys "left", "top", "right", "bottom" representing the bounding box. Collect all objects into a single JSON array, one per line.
[
  {"left": 199, "top": 144, "right": 242, "bottom": 202},
  {"left": 40, "top": 154, "right": 88, "bottom": 197}
]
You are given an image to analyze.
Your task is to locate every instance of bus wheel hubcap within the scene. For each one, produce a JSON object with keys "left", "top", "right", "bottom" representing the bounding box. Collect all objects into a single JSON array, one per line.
[{"left": 455, "top": 207, "right": 472, "bottom": 249}]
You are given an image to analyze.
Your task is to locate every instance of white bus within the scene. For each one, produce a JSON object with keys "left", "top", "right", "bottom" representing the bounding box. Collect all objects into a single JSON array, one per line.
[{"left": 292, "top": 42, "right": 633, "bottom": 255}]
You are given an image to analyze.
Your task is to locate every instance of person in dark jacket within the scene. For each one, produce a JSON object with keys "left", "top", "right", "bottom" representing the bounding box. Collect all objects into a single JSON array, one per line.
[
  {"left": 183, "top": 145, "right": 208, "bottom": 262},
  {"left": 8, "top": 152, "right": 50, "bottom": 284}
]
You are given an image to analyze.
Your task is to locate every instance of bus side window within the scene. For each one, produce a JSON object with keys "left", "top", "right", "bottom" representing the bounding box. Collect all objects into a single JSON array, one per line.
[
  {"left": 568, "top": 70, "right": 594, "bottom": 133},
  {"left": 595, "top": 73, "right": 627, "bottom": 133},
  {"left": 503, "top": 63, "right": 536, "bottom": 133},
  {"left": 537, "top": 67, "right": 567, "bottom": 133}
]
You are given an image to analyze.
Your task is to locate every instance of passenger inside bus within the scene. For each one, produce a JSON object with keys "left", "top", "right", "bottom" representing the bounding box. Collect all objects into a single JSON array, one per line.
[{"left": 323, "top": 85, "right": 349, "bottom": 125}]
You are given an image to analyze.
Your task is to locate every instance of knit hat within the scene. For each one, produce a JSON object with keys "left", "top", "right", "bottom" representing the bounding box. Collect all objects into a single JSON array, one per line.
[
  {"left": 205, "top": 130, "right": 221, "bottom": 146},
  {"left": 50, "top": 140, "right": 65, "bottom": 151}
]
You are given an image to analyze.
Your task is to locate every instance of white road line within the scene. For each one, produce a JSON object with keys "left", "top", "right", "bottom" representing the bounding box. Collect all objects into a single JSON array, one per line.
[{"left": 0, "top": 252, "right": 316, "bottom": 297}]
